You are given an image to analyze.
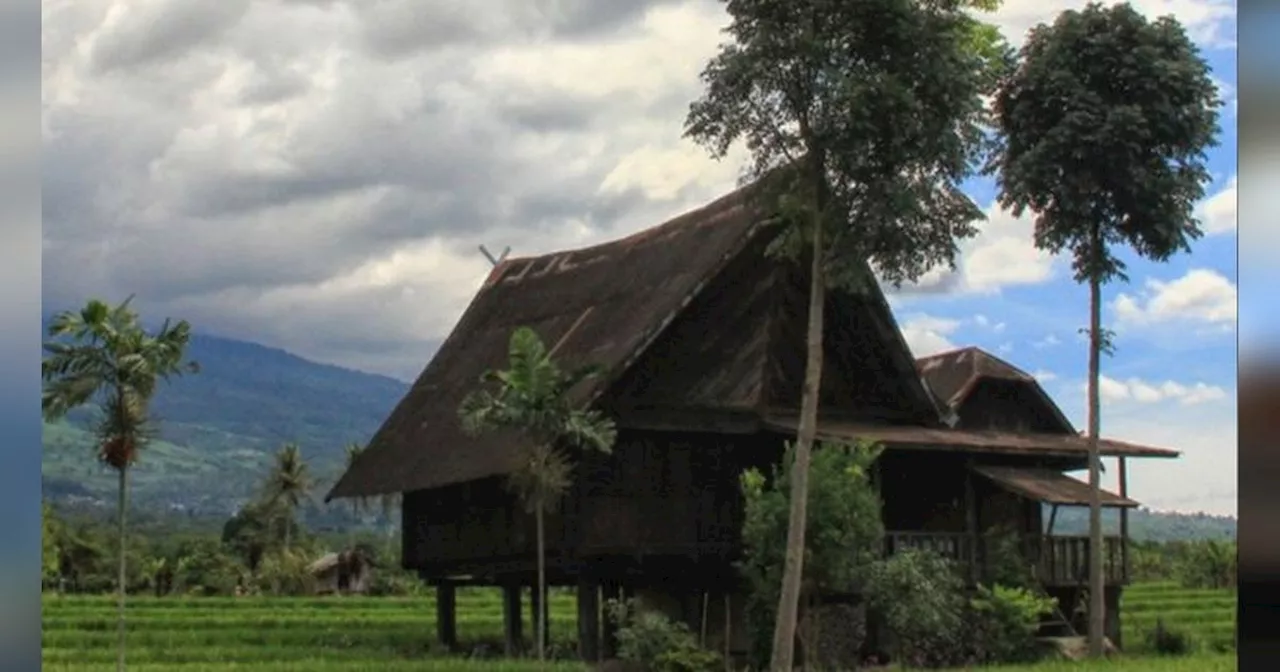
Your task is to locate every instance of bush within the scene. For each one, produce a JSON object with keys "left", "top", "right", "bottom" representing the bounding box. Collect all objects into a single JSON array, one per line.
[
  {"left": 864, "top": 549, "right": 969, "bottom": 668},
  {"left": 1145, "top": 618, "right": 1194, "bottom": 656},
  {"left": 980, "top": 527, "right": 1037, "bottom": 590},
  {"left": 253, "top": 549, "right": 315, "bottom": 596},
  {"left": 605, "top": 598, "right": 721, "bottom": 672},
  {"left": 738, "top": 440, "right": 884, "bottom": 666},
  {"left": 968, "top": 584, "right": 1057, "bottom": 664},
  {"left": 1176, "top": 540, "right": 1236, "bottom": 590}
]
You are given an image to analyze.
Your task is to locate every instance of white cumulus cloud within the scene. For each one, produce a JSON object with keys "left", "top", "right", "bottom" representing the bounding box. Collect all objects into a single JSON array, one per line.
[
  {"left": 1087, "top": 375, "right": 1227, "bottom": 406},
  {"left": 1113, "top": 268, "right": 1237, "bottom": 327},
  {"left": 900, "top": 314, "right": 961, "bottom": 358},
  {"left": 1196, "top": 175, "right": 1236, "bottom": 235}
]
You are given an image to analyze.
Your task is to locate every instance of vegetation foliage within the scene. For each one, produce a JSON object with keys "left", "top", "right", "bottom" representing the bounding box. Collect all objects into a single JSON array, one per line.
[
  {"left": 739, "top": 440, "right": 883, "bottom": 667},
  {"left": 605, "top": 598, "right": 722, "bottom": 672}
]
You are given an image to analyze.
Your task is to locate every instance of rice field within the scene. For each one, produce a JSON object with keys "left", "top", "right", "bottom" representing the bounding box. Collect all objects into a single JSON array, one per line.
[
  {"left": 1121, "top": 582, "right": 1237, "bottom": 653},
  {"left": 42, "top": 582, "right": 1237, "bottom": 671},
  {"left": 43, "top": 588, "right": 585, "bottom": 671}
]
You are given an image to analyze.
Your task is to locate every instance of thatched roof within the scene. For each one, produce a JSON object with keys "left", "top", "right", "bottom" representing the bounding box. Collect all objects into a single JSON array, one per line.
[
  {"left": 328, "top": 185, "right": 779, "bottom": 500},
  {"left": 916, "top": 346, "right": 1075, "bottom": 433}
]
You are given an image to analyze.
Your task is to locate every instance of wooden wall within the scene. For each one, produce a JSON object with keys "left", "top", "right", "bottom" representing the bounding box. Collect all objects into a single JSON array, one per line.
[
  {"left": 402, "top": 429, "right": 782, "bottom": 577},
  {"left": 956, "top": 379, "right": 1070, "bottom": 434}
]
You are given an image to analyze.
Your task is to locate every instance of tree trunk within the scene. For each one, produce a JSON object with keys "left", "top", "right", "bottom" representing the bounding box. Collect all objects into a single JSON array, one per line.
[
  {"left": 1087, "top": 268, "right": 1106, "bottom": 658},
  {"left": 769, "top": 216, "right": 826, "bottom": 672},
  {"left": 116, "top": 466, "right": 129, "bottom": 672},
  {"left": 536, "top": 503, "right": 547, "bottom": 662}
]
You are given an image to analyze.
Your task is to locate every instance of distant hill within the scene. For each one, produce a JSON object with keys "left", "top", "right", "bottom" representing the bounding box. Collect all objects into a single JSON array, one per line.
[
  {"left": 1044, "top": 506, "right": 1236, "bottom": 542},
  {"left": 41, "top": 324, "right": 416, "bottom": 516}
]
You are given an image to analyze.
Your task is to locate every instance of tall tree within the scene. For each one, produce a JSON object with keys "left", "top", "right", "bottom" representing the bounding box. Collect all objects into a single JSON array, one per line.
[
  {"left": 988, "top": 2, "right": 1219, "bottom": 656},
  {"left": 42, "top": 297, "right": 198, "bottom": 672},
  {"left": 684, "top": 1, "right": 1003, "bottom": 667},
  {"left": 459, "top": 326, "right": 617, "bottom": 661},
  {"left": 262, "top": 443, "right": 313, "bottom": 553}
]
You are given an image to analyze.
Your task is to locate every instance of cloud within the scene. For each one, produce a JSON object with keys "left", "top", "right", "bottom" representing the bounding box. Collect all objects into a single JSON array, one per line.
[
  {"left": 988, "top": 0, "right": 1237, "bottom": 49},
  {"left": 973, "top": 314, "right": 1007, "bottom": 332},
  {"left": 894, "top": 201, "right": 1055, "bottom": 296},
  {"left": 1032, "top": 369, "right": 1057, "bottom": 382},
  {"left": 1032, "top": 334, "right": 1061, "bottom": 349},
  {"left": 1085, "top": 375, "right": 1227, "bottom": 406},
  {"left": 1112, "top": 268, "right": 1237, "bottom": 327},
  {"left": 1195, "top": 174, "right": 1236, "bottom": 235},
  {"left": 899, "top": 314, "right": 961, "bottom": 358},
  {"left": 1212, "top": 76, "right": 1237, "bottom": 117},
  {"left": 40, "top": 0, "right": 737, "bottom": 379}
]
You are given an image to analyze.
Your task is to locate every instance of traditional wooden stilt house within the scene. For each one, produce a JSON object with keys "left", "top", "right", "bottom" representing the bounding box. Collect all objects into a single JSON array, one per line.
[{"left": 326, "top": 185, "right": 1177, "bottom": 663}]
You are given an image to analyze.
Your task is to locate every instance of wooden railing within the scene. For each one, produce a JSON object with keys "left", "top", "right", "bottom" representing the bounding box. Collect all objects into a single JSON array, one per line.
[
  {"left": 1037, "top": 535, "right": 1127, "bottom": 586},
  {"left": 883, "top": 531, "right": 1128, "bottom": 586},
  {"left": 884, "top": 531, "right": 976, "bottom": 567}
]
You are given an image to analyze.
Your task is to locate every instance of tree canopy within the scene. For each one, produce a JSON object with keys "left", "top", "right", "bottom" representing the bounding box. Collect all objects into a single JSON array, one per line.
[{"left": 989, "top": 1, "right": 1221, "bottom": 284}]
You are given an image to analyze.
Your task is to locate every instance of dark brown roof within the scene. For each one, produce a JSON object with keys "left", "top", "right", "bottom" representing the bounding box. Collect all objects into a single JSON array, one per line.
[
  {"left": 972, "top": 465, "right": 1139, "bottom": 507},
  {"left": 328, "top": 185, "right": 774, "bottom": 500},
  {"left": 916, "top": 346, "right": 1075, "bottom": 432},
  {"left": 763, "top": 416, "right": 1179, "bottom": 459}
]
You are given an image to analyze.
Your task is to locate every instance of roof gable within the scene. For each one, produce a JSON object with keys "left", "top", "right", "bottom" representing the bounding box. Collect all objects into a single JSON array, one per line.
[
  {"left": 329, "top": 186, "right": 770, "bottom": 499},
  {"left": 916, "top": 346, "right": 1075, "bottom": 434}
]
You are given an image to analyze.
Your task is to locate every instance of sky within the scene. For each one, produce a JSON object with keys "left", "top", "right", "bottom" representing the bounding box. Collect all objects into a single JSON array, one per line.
[{"left": 40, "top": 0, "right": 1239, "bottom": 516}]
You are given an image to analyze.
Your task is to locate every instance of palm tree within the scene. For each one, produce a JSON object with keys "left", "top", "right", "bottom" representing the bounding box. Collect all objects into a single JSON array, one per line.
[
  {"left": 262, "top": 443, "right": 313, "bottom": 553},
  {"left": 42, "top": 297, "right": 198, "bottom": 672},
  {"left": 458, "top": 326, "right": 617, "bottom": 660}
]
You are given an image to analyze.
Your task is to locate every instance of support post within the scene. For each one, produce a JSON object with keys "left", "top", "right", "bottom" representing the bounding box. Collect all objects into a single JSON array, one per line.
[
  {"left": 723, "top": 592, "right": 732, "bottom": 672},
  {"left": 502, "top": 583, "right": 523, "bottom": 656},
  {"left": 1118, "top": 457, "right": 1129, "bottom": 583},
  {"left": 529, "top": 581, "right": 549, "bottom": 651},
  {"left": 436, "top": 581, "right": 457, "bottom": 651},
  {"left": 601, "top": 580, "right": 622, "bottom": 659},
  {"left": 577, "top": 575, "right": 601, "bottom": 661},
  {"left": 963, "top": 461, "right": 979, "bottom": 583}
]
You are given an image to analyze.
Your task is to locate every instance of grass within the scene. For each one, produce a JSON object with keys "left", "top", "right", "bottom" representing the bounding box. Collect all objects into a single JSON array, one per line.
[
  {"left": 43, "top": 583, "right": 1237, "bottom": 670},
  {"left": 1120, "top": 582, "right": 1236, "bottom": 653}
]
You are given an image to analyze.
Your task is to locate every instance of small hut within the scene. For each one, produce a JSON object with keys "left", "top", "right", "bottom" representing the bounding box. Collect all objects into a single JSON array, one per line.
[{"left": 308, "top": 547, "right": 376, "bottom": 595}]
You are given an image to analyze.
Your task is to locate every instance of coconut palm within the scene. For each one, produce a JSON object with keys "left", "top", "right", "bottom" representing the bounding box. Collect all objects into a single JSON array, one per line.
[
  {"left": 262, "top": 443, "right": 313, "bottom": 553},
  {"left": 41, "top": 297, "right": 198, "bottom": 672},
  {"left": 458, "top": 326, "right": 617, "bottom": 660}
]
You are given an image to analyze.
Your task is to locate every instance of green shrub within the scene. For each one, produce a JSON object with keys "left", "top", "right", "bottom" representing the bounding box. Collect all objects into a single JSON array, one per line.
[
  {"left": 605, "top": 598, "right": 720, "bottom": 672},
  {"left": 1176, "top": 540, "right": 1236, "bottom": 590},
  {"left": 253, "top": 550, "right": 314, "bottom": 596},
  {"left": 980, "top": 527, "right": 1038, "bottom": 590},
  {"left": 1145, "top": 618, "right": 1194, "bottom": 656},
  {"left": 968, "top": 584, "right": 1057, "bottom": 664},
  {"left": 738, "top": 440, "right": 884, "bottom": 667},
  {"left": 864, "top": 549, "right": 969, "bottom": 668}
]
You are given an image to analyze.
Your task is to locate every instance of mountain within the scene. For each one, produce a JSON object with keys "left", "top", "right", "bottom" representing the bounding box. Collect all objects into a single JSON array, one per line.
[
  {"left": 41, "top": 327, "right": 415, "bottom": 516},
  {"left": 1045, "top": 506, "right": 1236, "bottom": 542}
]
